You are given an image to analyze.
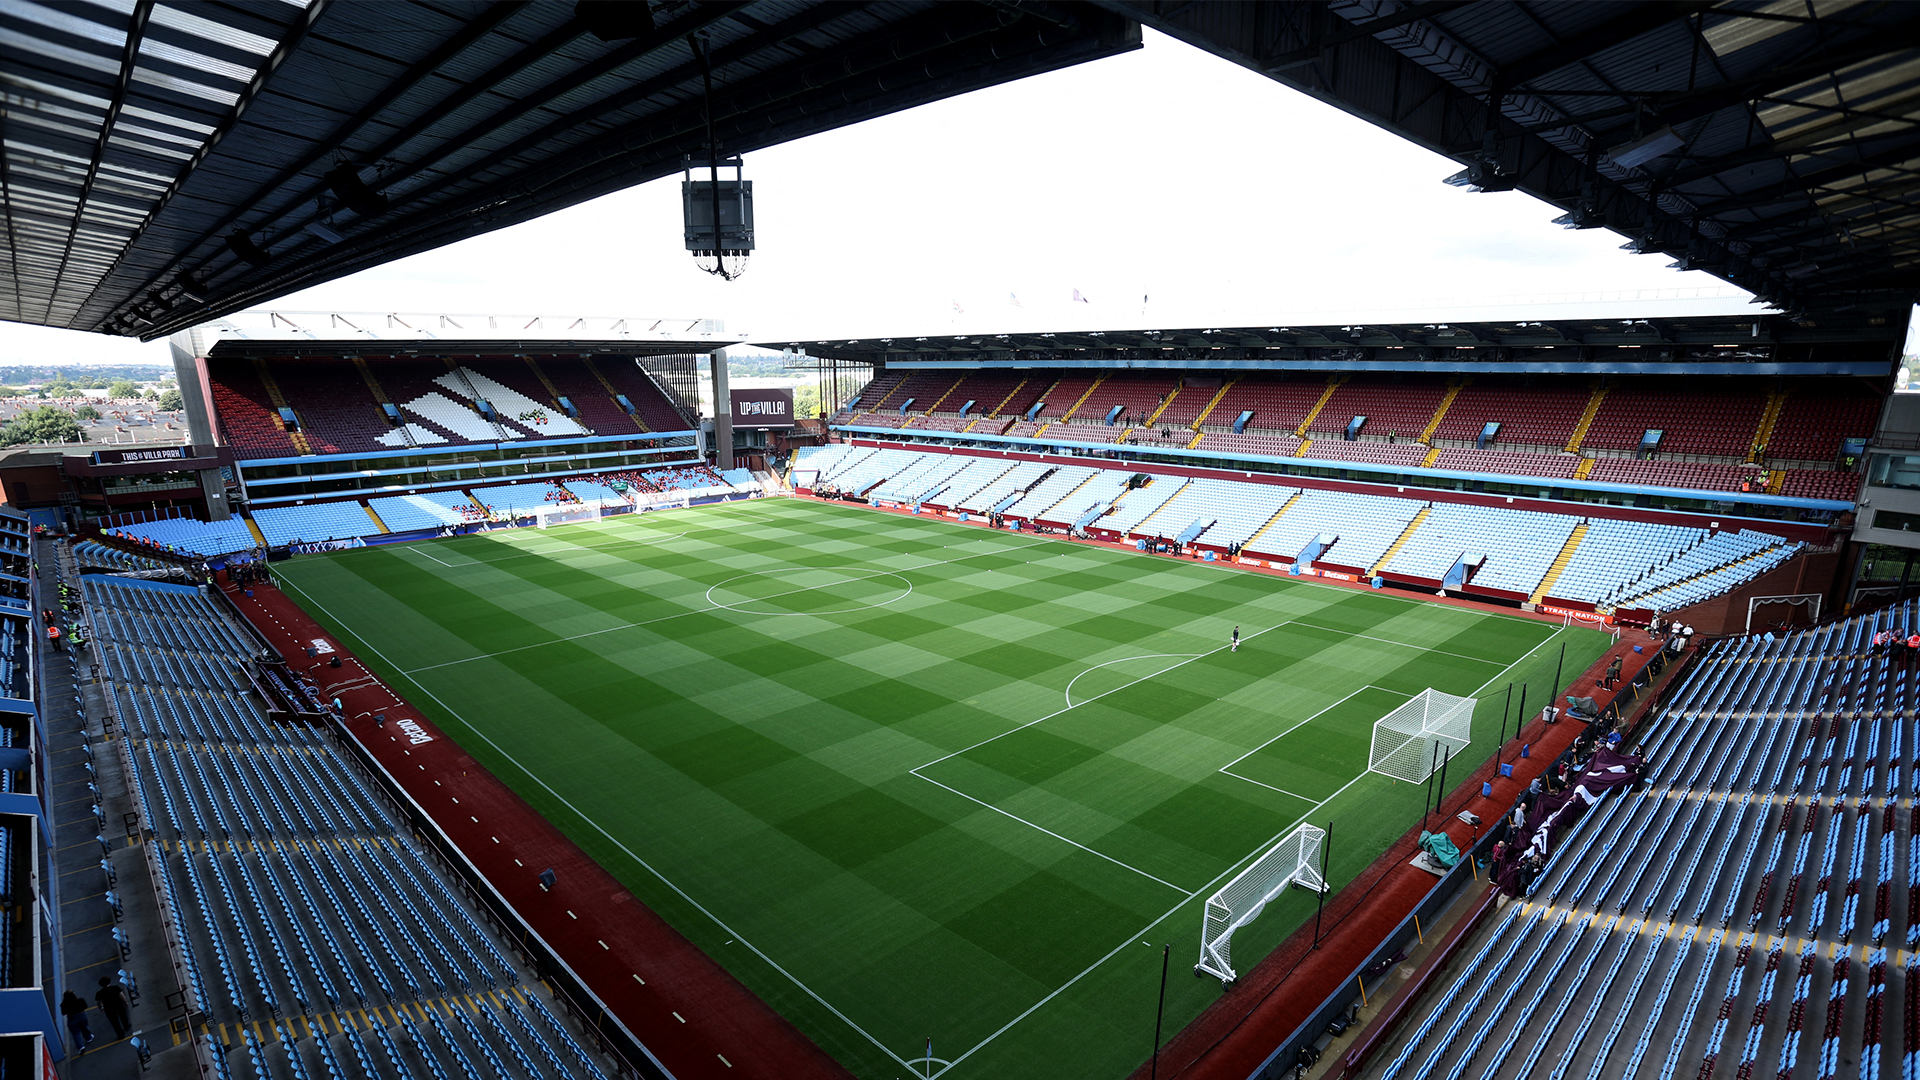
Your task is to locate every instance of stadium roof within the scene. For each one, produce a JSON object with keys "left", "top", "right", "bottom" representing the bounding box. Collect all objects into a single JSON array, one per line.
[
  {"left": 10, "top": 2, "right": 1917, "bottom": 342},
  {"left": 179, "top": 308, "right": 742, "bottom": 358},
  {"left": 1101, "top": 0, "right": 1920, "bottom": 320},
  {"left": 765, "top": 312, "right": 1903, "bottom": 375},
  {"left": 1, "top": 0, "right": 1138, "bottom": 339}
]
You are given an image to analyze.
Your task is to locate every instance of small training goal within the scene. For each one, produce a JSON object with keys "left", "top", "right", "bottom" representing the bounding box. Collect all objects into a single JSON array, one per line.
[
  {"left": 1366, "top": 688, "right": 1475, "bottom": 784},
  {"left": 1196, "top": 822, "right": 1327, "bottom": 984}
]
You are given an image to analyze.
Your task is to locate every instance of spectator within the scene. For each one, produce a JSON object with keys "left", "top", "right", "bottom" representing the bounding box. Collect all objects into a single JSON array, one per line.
[
  {"left": 94, "top": 977, "right": 131, "bottom": 1039},
  {"left": 61, "top": 991, "right": 93, "bottom": 1051}
]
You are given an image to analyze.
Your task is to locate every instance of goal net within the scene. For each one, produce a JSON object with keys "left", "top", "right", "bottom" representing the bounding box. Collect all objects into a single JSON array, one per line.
[
  {"left": 1197, "top": 822, "right": 1327, "bottom": 984},
  {"left": 1367, "top": 688, "right": 1475, "bottom": 784},
  {"left": 533, "top": 505, "right": 602, "bottom": 529}
]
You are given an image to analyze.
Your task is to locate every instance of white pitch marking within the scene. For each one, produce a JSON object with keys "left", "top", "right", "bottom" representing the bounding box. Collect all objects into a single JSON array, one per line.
[
  {"left": 274, "top": 574, "right": 928, "bottom": 1077},
  {"left": 705, "top": 567, "right": 914, "bottom": 616},
  {"left": 403, "top": 536, "right": 1054, "bottom": 673},
  {"left": 403, "top": 545, "right": 458, "bottom": 568},
  {"left": 293, "top": 499, "right": 1585, "bottom": 1079},
  {"left": 1062, "top": 653, "right": 1203, "bottom": 709},
  {"left": 916, "top": 622, "right": 1289, "bottom": 774},
  {"left": 933, "top": 768, "right": 1378, "bottom": 1077},
  {"left": 1285, "top": 619, "right": 1513, "bottom": 667},
  {"left": 913, "top": 771, "right": 1186, "bottom": 893},
  {"left": 1217, "top": 684, "right": 1406, "bottom": 773}
]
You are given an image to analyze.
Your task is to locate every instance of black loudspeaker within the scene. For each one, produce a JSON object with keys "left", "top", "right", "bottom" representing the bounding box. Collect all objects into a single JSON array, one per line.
[
  {"left": 324, "top": 164, "right": 388, "bottom": 217},
  {"left": 226, "top": 231, "right": 273, "bottom": 267},
  {"left": 574, "top": 0, "right": 653, "bottom": 40}
]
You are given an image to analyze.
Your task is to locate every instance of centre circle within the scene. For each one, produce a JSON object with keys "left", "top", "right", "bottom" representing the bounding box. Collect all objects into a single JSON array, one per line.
[{"left": 706, "top": 567, "right": 913, "bottom": 615}]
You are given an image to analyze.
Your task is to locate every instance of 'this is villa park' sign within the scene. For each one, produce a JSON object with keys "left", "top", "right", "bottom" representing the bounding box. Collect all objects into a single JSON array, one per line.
[{"left": 730, "top": 387, "right": 794, "bottom": 428}]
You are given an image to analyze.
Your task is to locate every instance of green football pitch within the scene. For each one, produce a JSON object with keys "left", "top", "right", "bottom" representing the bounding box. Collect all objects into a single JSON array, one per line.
[{"left": 275, "top": 497, "right": 1608, "bottom": 1080}]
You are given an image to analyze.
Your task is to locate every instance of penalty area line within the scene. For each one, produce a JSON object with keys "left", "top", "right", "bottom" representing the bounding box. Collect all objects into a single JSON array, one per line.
[{"left": 932, "top": 767, "right": 1377, "bottom": 1077}]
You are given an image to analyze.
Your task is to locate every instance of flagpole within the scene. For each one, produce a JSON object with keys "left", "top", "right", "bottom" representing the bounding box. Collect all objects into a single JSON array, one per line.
[{"left": 1150, "top": 943, "right": 1169, "bottom": 1080}]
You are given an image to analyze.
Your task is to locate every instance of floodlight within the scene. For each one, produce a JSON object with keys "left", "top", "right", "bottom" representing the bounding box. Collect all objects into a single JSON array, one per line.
[
  {"left": 171, "top": 275, "right": 207, "bottom": 304},
  {"left": 1442, "top": 161, "right": 1515, "bottom": 192},
  {"left": 1552, "top": 206, "right": 1602, "bottom": 230},
  {"left": 305, "top": 221, "right": 346, "bottom": 244},
  {"left": 1608, "top": 125, "right": 1684, "bottom": 170}
]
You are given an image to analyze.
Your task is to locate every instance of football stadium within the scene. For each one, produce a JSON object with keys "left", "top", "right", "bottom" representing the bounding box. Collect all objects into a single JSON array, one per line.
[{"left": 0, "top": 4, "right": 1918, "bottom": 1080}]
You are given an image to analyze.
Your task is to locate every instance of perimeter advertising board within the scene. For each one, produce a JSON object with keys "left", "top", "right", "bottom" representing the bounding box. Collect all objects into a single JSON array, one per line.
[{"left": 729, "top": 387, "right": 794, "bottom": 427}]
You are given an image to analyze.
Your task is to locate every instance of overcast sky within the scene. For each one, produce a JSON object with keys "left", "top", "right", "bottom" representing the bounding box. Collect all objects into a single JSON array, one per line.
[{"left": 4, "top": 27, "right": 1914, "bottom": 366}]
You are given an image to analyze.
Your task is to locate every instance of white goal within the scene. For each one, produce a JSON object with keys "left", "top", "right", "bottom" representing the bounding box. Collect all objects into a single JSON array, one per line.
[
  {"left": 1196, "top": 822, "right": 1327, "bottom": 984},
  {"left": 1367, "top": 688, "right": 1475, "bottom": 784},
  {"left": 533, "top": 505, "right": 602, "bottom": 529}
]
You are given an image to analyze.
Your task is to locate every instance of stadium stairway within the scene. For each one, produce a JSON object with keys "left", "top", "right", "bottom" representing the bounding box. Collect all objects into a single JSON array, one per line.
[
  {"left": 1142, "top": 384, "right": 1183, "bottom": 429},
  {"left": 37, "top": 540, "right": 190, "bottom": 1079},
  {"left": 1530, "top": 522, "right": 1589, "bottom": 603},
  {"left": 1417, "top": 378, "right": 1468, "bottom": 444},
  {"left": 253, "top": 359, "right": 314, "bottom": 456},
  {"left": 1294, "top": 375, "right": 1347, "bottom": 436},
  {"left": 1188, "top": 378, "right": 1239, "bottom": 431},
  {"left": 1240, "top": 491, "right": 1303, "bottom": 551},
  {"left": 1563, "top": 383, "right": 1608, "bottom": 452},
  {"left": 1749, "top": 390, "right": 1788, "bottom": 462},
  {"left": 982, "top": 376, "right": 1031, "bottom": 420},
  {"left": 1368, "top": 507, "right": 1432, "bottom": 577}
]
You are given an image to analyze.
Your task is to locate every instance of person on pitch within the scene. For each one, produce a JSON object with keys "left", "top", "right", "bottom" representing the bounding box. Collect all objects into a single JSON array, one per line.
[{"left": 1230, "top": 625, "right": 1240, "bottom": 652}]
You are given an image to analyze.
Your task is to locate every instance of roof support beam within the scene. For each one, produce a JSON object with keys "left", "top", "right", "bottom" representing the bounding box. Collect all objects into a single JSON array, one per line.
[
  {"left": 1498, "top": 2, "right": 1713, "bottom": 89},
  {"left": 1262, "top": 1, "right": 1475, "bottom": 72},
  {"left": 45, "top": 0, "right": 151, "bottom": 327}
]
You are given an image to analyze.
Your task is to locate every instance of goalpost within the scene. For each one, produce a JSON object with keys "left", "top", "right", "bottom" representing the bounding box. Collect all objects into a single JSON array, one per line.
[
  {"left": 532, "top": 504, "right": 602, "bottom": 529},
  {"left": 1367, "top": 688, "right": 1475, "bottom": 784},
  {"left": 1197, "top": 822, "right": 1327, "bottom": 984}
]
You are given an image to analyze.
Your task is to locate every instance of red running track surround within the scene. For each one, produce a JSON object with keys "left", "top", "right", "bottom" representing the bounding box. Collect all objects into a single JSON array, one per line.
[{"left": 226, "top": 580, "right": 853, "bottom": 1080}]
